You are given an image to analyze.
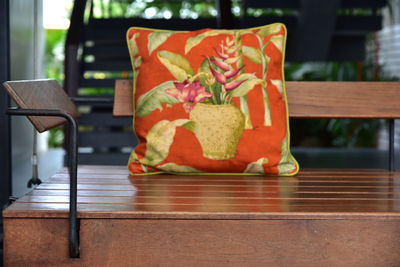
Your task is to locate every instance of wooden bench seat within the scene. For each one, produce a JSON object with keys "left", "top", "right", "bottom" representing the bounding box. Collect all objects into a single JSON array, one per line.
[
  {"left": 8, "top": 166, "right": 400, "bottom": 215},
  {"left": 3, "top": 79, "right": 400, "bottom": 266},
  {"left": 4, "top": 166, "right": 400, "bottom": 265}
]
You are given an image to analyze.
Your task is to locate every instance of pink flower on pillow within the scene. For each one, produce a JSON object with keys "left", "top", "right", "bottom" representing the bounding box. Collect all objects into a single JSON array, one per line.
[
  {"left": 166, "top": 80, "right": 212, "bottom": 113},
  {"left": 207, "top": 38, "right": 247, "bottom": 92}
]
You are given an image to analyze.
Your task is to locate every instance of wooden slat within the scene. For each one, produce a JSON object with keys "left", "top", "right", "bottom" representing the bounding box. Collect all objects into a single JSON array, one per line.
[
  {"left": 33, "top": 183, "right": 400, "bottom": 194},
  {"left": 48, "top": 175, "right": 400, "bottom": 181},
  {"left": 6, "top": 202, "right": 400, "bottom": 218},
  {"left": 113, "top": 80, "right": 400, "bottom": 119},
  {"left": 27, "top": 189, "right": 400, "bottom": 199},
  {"left": 15, "top": 193, "right": 400, "bottom": 205},
  {"left": 287, "top": 82, "right": 400, "bottom": 118},
  {"left": 6, "top": 201, "right": 400, "bottom": 217},
  {"left": 113, "top": 79, "right": 133, "bottom": 117},
  {"left": 59, "top": 165, "right": 129, "bottom": 174},
  {"left": 4, "top": 166, "right": 400, "bottom": 219},
  {"left": 2, "top": 79, "right": 79, "bottom": 132}
]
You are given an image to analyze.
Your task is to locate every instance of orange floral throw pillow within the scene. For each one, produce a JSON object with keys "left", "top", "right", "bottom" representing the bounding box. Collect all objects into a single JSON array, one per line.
[{"left": 126, "top": 23, "right": 299, "bottom": 175}]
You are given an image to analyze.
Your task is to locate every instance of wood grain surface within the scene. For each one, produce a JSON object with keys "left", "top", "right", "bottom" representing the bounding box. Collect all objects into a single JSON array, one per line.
[
  {"left": 113, "top": 79, "right": 133, "bottom": 117},
  {"left": 4, "top": 166, "right": 400, "bottom": 219},
  {"left": 3, "top": 79, "right": 79, "bottom": 132},
  {"left": 4, "top": 218, "right": 400, "bottom": 266},
  {"left": 287, "top": 81, "right": 400, "bottom": 118},
  {"left": 4, "top": 166, "right": 400, "bottom": 266},
  {"left": 113, "top": 80, "right": 400, "bottom": 119}
]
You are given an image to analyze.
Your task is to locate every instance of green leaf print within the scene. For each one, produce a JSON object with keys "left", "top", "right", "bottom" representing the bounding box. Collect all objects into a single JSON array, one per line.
[
  {"left": 234, "top": 32, "right": 252, "bottom": 130},
  {"left": 242, "top": 46, "right": 263, "bottom": 65},
  {"left": 185, "top": 30, "right": 232, "bottom": 54},
  {"left": 128, "top": 32, "right": 140, "bottom": 57},
  {"left": 148, "top": 31, "right": 174, "bottom": 55},
  {"left": 230, "top": 74, "right": 264, "bottom": 97},
  {"left": 271, "top": 80, "right": 283, "bottom": 95},
  {"left": 128, "top": 149, "right": 139, "bottom": 164},
  {"left": 136, "top": 81, "right": 179, "bottom": 118},
  {"left": 270, "top": 35, "right": 284, "bottom": 53},
  {"left": 244, "top": 158, "right": 269, "bottom": 173},
  {"left": 198, "top": 59, "right": 211, "bottom": 91},
  {"left": 158, "top": 50, "right": 195, "bottom": 82},
  {"left": 182, "top": 120, "right": 198, "bottom": 133},
  {"left": 257, "top": 23, "right": 282, "bottom": 37},
  {"left": 141, "top": 119, "right": 191, "bottom": 166},
  {"left": 238, "top": 29, "right": 254, "bottom": 36},
  {"left": 278, "top": 136, "right": 297, "bottom": 175}
]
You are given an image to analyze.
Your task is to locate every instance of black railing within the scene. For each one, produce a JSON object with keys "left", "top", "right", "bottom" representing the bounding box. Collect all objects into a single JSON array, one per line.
[
  {"left": 6, "top": 108, "right": 80, "bottom": 258},
  {"left": 64, "top": 0, "right": 88, "bottom": 97}
]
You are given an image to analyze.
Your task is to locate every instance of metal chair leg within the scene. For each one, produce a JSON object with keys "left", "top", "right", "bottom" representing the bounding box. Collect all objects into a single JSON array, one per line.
[{"left": 6, "top": 108, "right": 80, "bottom": 258}]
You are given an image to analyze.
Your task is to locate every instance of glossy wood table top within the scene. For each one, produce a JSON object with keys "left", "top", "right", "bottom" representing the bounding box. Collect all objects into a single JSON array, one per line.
[{"left": 4, "top": 165, "right": 400, "bottom": 219}]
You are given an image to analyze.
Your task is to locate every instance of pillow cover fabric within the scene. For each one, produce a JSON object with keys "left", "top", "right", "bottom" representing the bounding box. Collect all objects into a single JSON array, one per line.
[{"left": 126, "top": 23, "right": 299, "bottom": 175}]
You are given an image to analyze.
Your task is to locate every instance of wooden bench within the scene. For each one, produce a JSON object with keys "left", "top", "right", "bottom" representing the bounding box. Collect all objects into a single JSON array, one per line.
[{"left": 3, "top": 79, "right": 400, "bottom": 266}]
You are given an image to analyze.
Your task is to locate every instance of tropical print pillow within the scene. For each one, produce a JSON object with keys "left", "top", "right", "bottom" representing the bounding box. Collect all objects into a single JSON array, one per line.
[{"left": 126, "top": 23, "right": 299, "bottom": 175}]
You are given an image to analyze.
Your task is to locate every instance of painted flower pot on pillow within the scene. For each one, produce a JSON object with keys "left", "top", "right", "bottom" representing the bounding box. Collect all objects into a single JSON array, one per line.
[{"left": 190, "top": 103, "right": 245, "bottom": 160}]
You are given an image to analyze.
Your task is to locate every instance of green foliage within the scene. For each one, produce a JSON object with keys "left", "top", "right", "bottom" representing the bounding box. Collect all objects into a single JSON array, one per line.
[
  {"left": 48, "top": 126, "right": 64, "bottom": 148},
  {"left": 285, "top": 62, "right": 360, "bottom": 81},
  {"left": 45, "top": 29, "right": 66, "bottom": 83},
  {"left": 92, "top": 0, "right": 221, "bottom": 19},
  {"left": 46, "top": 29, "right": 67, "bottom": 147}
]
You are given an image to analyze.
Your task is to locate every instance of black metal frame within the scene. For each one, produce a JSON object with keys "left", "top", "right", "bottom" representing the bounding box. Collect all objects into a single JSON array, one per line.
[
  {"left": 389, "top": 119, "right": 395, "bottom": 171},
  {"left": 0, "top": 0, "right": 11, "bottom": 211},
  {"left": 5, "top": 108, "right": 80, "bottom": 258}
]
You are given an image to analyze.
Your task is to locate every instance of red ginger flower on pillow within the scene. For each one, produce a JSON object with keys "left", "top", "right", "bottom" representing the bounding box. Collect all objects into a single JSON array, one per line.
[
  {"left": 166, "top": 80, "right": 212, "bottom": 113},
  {"left": 208, "top": 38, "right": 246, "bottom": 92}
]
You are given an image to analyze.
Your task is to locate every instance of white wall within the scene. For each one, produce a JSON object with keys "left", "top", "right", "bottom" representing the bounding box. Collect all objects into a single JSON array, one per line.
[
  {"left": 378, "top": 0, "right": 400, "bottom": 79},
  {"left": 376, "top": 0, "right": 400, "bottom": 155},
  {"left": 9, "top": 0, "right": 62, "bottom": 197}
]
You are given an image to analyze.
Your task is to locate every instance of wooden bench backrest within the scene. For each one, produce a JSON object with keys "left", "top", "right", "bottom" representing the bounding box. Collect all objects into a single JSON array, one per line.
[
  {"left": 4, "top": 79, "right": 400, "bottom": 134},
  {"left": 114, "top": 80, "right": 400, "bottom": 119},
  {"left": 3, "top": 79, "right": 79, "bottom": 132}
]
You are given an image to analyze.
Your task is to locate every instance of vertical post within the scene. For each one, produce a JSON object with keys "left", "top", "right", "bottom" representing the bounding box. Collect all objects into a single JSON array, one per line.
[
  {"left": 64, "top": 0, "right": 88, "bottom": 96},
  {"left": 64, "top": 45, "right": 79, "bottom": 97},
  {"left": 389, "top": 119, "right": 395, "bottom": 171},
  {"left": 0, "top": 0, "right": 11, "bottom": 209},
  {"left": 5, "top": 108, "right": 80, "bottom": 258},
  {"left": 215, "top": 0, "right": 233, "bottom": 29},
  {"left": 288, "top": 0, "right": 341, "bottom": 61},
  {"left": 67, "top": 114, "right": 79, "bottom": 258}
]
